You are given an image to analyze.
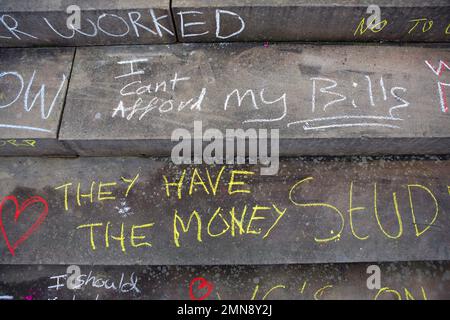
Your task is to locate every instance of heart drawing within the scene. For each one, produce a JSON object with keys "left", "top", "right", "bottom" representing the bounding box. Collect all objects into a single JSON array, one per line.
[
  {"left": 0, "top": 195, "right": 48, "bottom": 256},
  {"left": 189, "top": 277, "right": 214, "bottom": 301}
]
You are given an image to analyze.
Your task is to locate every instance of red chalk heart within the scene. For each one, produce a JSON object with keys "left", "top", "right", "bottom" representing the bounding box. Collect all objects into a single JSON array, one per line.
[
  {"left": 0, "top": 195, "right": 48, "bottom": 256},
  {"left": 189, "top": 277, "right": 214, "bottom": 301}
]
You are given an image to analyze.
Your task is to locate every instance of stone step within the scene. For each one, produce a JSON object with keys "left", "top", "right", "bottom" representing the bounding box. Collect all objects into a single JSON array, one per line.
[
  {"left": 0, "top": 47, "right": 75, "bottom": 156},
  {"left": 0, "top": 156, "right": 448, "bottom": 265},
  {"left": 60, "top": 43, "right": 450, "bottom": 156},
  {"left": 0, "top": 0, "right": 176, "bottom": 47},
  {"left": 0, "top": 262, "right": 448, "bottom": 300},
  {"left": 173, "top": 0, "right": 450, "bottom": 43},
  {"left": 1, "top": 1, "right": 449, "bottom": 47}
]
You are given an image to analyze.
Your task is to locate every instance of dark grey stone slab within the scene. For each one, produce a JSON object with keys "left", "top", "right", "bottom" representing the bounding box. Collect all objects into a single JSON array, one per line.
[
  {"left": 0, "top": 262, "right": 448, "bottom": 300},
  {"left": 173, "top": 0, "right": 450, "bottom": 42},
  {"left": 60, "top": 43, "right": 450, "bottom": 156},
  {"left": 0, "top": 156, "right": 449, "bottom": 265},
  {"left": 0, "top": 0, "right": 175, "bottom": 47},
  {"left": 0, "top": 47, "right": 75, "bottom": 156}
]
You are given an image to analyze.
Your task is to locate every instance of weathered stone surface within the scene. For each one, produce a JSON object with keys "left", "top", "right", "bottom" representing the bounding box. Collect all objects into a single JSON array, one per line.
[
  {"left": 0, "top": 262, "right": 448, "bottom": 300},
  {"left": 173, "top": 0, "right": 450, "bottom": 42},
  {"left": 0, "top": 156, "right": 448, "bottom": 265},
  {"left": 0, "top": 48, "right": 75, "bottom": 156},
  {"left": 0, "top": 0, "right": 175, "bottom": 47},
  {"left": 60, "top": 43, "right": 450, "bottom": 156}
]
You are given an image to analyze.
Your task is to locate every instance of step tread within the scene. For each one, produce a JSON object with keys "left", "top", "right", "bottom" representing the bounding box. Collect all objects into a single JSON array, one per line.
[{"left": 59, "top": 43, "right": 450, "bottom": 156}]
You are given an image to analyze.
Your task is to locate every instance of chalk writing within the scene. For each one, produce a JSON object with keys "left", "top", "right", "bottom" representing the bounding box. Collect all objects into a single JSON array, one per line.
[
  {"left": 162, "top": 167, "right": 285, "bottom": 246},
  {"left": 48, "top": 269, "right": 140, "bottom": 300},
  {"left": 76, "top": 222, "right": 155, "bottom": 252},
  {"left": 248, "top": 281, "right": 428, "bottom": 300},
  {"left": 289, "top": 177, "right": 443, "bottom": 243},
  {"left": 409, "top": 18, "right": 433, "bottom": 34},
  {"left": 223, "top": 280, "right": 428, "bottom": 300},
  {"left": 0, "top": 10, "right": 174, "bottom": 42},
  {"left": 0, "top": 156, "right": 446, "bottom": 267},
  {"left": 374, "top": 287, "right": 427, "bottom": 300},
  {"left": 104, "top": 53, "right": 425, "bottom": 133},
  {"left": 0, "top": 69, "right": 67, "bottom": 133},
  {"left": 354, "top": 17, "right": 388, "bottom": 35},
  {"left": 0, "top": 262, "right": 444, "bottom": 300},
  {"left": 224, "top": 89, "right": 287, "bottom": 123},
  {"left": 54, "top": 173, "right": 139, "bottom": 211},
  {"left": 176, "top": 10, "right": 245, "bottom": 39},
  {"left": 112, "top": 59, "right": 205, "bottom": 120},
  {"left": 0, "top": 140, "right": 36, "bottom": 148},
  {"left": 46, "top": 162, "right": 450, "bottom": 255},
  {"left": 425, "top": 60, "right": 450, "bottom": 113},
  {"left": 288, "top": 76, "right": 409, "bottom": 130},
  {"left": 354, "top": 15, "right": 450, "bottom": 37}
]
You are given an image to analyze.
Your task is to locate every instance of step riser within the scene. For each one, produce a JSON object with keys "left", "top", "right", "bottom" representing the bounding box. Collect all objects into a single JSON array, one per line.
[
  {"left": 173, "top": 1, "right": 450, "bottom": 43},
  {"left": 1, "top": 1, "right": 449, "bottom": 47},
  {"left": 60, "top": 43, "right": 450, "bottom": 156},
  {"left": 0, "top": 139, "right": 73, "bottom": 156},
  {"left": 0, "top": 157, "right": 448, "bottom": 265},
  {"left": 0, "top": 262, "right": 448, "bottom": 300},
  {"left": 63, "top": 138, "right": 450, "bottom": 157}
]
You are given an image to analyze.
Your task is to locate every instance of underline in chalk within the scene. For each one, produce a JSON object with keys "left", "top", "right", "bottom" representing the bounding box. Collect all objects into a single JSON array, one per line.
[
  {"left": 302, "top": 123, "right": 401, "bottom": 130},
  {"left": 0, "top": 124, "right": 52, "bottom": 133},
  {"left": 287, "top": 115, "right": 403, "bottom": 127}
]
